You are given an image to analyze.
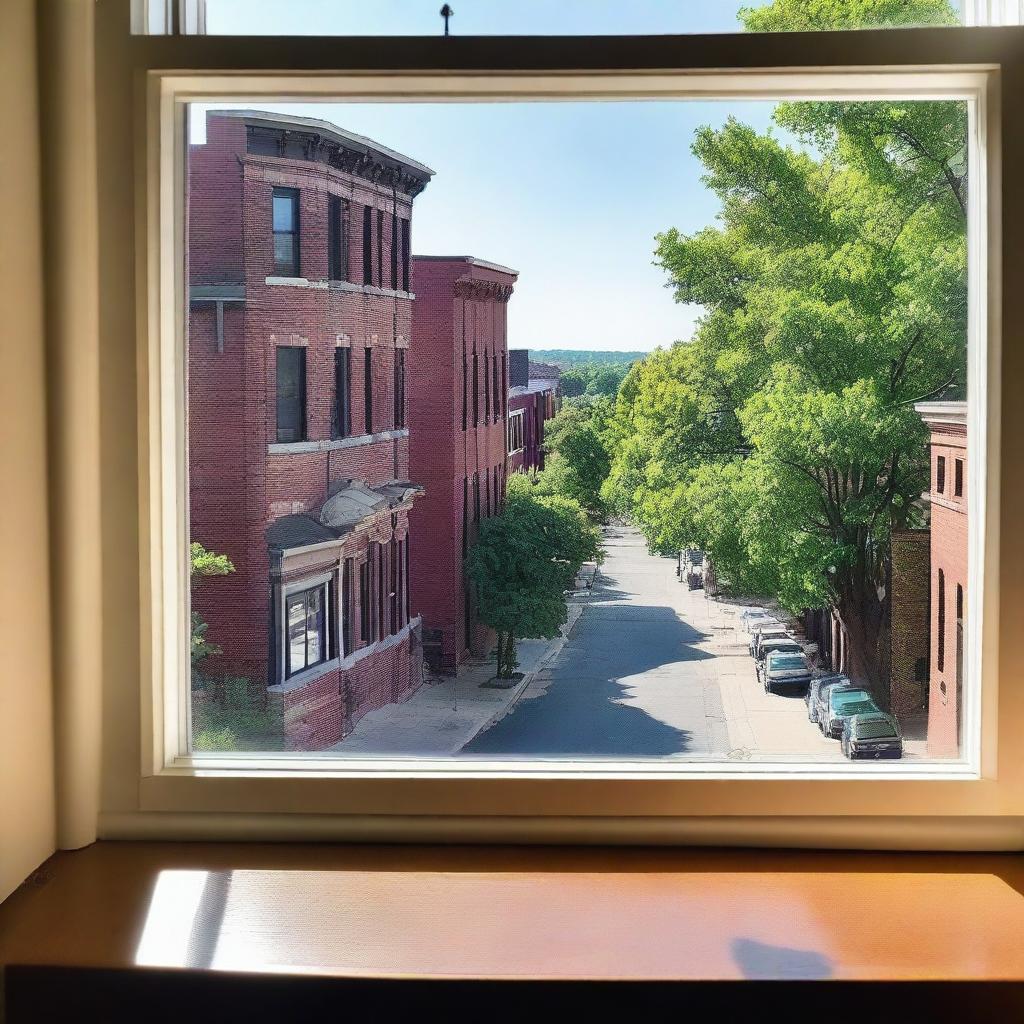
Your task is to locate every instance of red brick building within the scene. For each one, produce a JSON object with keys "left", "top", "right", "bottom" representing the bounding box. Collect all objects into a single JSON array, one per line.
[
  {"left": 408, "top": 256, "right": 517, "bottom": 673},
  {"left": 187, "top": 110, "right": 433, "bottom": 750},
  {"left": 917, "top": 400, "right": 968, "bottom": 757},
  {"left": 507, "top": 349, "right": 559, "bottom": 475}
]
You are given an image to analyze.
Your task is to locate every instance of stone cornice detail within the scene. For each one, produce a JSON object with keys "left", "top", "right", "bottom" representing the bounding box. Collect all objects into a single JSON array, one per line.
[
  {"left": 454, "top": 279, "right": 515, "bottom": 303},
  {"left": 247, "top": 124, "right": 431, "bottom": 198}
]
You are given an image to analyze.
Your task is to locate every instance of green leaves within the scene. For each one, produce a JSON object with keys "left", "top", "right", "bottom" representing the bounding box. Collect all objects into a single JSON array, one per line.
[
  {"left": 607, "top": 0, "right": 966, "bottom": 638},
  {"left": 466, "top": 491, "right": 602, "bottom": 654}
]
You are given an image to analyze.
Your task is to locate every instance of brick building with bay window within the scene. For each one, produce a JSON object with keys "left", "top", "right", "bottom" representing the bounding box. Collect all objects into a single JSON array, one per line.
[
  {"left": 408, "top": 256, "right": 517, "bottom": 673},
  {"left": 188, "top": 110, "right": 432, "bottom": 749},
  {"left": 917, "top": 399, "right": 968, "bottom": 758}
]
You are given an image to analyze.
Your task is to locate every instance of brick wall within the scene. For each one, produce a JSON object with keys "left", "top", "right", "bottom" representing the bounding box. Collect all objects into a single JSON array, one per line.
[
  {"left": 888, "top": 529, "right": 930, "bottom": 721},
  {"left": 409, "top": 257, "right": 516, "bottom": 673}
]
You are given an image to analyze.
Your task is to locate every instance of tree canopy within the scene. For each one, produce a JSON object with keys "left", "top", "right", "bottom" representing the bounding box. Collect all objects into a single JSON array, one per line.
[
  {"left": 606, "top": 0, "right": 966, "bottom": 691},
  {"left": 467, "top": 487, "right": 602, "bottom": 678}
]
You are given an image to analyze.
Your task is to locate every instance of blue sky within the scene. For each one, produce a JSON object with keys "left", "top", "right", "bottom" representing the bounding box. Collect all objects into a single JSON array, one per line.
[{"left": 196, "top": 1, "right": 963, "bottom": 351}]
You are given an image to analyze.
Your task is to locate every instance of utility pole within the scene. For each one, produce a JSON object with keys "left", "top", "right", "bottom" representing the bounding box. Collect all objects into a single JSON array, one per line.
[{"left": 440, "top": 4, "right": 454, "bottom": 35}]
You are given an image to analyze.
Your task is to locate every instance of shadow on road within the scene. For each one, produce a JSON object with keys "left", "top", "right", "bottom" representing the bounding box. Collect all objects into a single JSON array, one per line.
[{"left": 462, "top": 602, "right": 715, "bottom": 759}]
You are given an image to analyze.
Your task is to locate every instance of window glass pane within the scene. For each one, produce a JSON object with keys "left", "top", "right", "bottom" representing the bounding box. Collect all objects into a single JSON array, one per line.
[
  {"left": 273, "top": 190, "right": 296, "bottom": 231},
  {"left": 305, "top": 587, "right": 324, "bottom": 666},
  {"left": 287, "top": 595, "right": 308, "bottom": 674},
  {"left": 187, "top": 82, "right": 974, "bottom": 766},
  {"left": 197, "top": 0, "right": 975, "bottom": 35}
]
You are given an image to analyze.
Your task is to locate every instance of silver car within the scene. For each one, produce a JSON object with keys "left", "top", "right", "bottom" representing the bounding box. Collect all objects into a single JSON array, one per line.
[
  {"left": 762, "top": 651, "right": 812, "bottom": 695},
  {"left": 750, "top": 626, "right": 790, "bottom": 659}
]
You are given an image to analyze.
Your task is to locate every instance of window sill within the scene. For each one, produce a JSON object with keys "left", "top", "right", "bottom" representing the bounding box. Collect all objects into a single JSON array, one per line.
[
  {"left": 5, "top": 842, "right": 1024, "bottom": 983},
  {"left": 264, "top": 276, "right": 415, "bottom": 300},
  {"left": 268, "top": 429, "right": 409, "bottom": 455}
]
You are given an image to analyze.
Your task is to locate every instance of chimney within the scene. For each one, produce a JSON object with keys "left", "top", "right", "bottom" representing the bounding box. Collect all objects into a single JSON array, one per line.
[{"left": 509, "top": 349, "right": 529, "bottom": 388}]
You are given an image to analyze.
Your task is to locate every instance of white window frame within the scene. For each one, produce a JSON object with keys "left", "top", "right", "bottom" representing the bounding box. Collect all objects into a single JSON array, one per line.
[
  {"left": 508, "top": 408, "right": 526, "bottom": 455},
  {"left": 130, "top": 60, "right": 1006, "bottom": 846}
]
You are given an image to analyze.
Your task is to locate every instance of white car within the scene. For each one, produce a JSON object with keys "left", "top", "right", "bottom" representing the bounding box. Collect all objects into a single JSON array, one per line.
[{"left": 741, "top": 610, "right": 780, "bottom": 634}]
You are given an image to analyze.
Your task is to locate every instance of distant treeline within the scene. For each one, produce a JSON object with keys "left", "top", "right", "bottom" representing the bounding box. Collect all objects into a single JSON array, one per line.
[{"left": 530, "top": 349, "right": 647, "bottom": 368}]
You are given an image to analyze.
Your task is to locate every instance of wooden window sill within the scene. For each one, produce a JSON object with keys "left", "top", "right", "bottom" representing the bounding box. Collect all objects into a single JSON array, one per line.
[{"left": 3, "top": 842, "right": 1024, "bottom": 982}]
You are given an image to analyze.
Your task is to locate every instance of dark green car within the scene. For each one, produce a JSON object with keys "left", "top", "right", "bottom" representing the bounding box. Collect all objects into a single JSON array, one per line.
[
  {"left": 841, "top": 713, "right": 904, "bottom": 760},
  {"left": 821, "top": 687, "right": 880, "bottom": 739}
]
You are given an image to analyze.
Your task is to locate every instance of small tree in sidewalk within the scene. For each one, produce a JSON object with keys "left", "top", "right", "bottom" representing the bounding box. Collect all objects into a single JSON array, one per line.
[{"left": 467, "top": 489, "right": 602, "bottom": 680}]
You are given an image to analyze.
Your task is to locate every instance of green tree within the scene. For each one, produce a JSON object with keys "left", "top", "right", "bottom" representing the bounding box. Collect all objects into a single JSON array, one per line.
[
  {"left": 539, "top": 397, "right": 614, "bottom": 517},
  {"left": 467, "top": 490, "right": 602, "bottom": 679},
  {"left": 190, "top": 541, "right": 234, "bottom": 665},
  {"left": 608, "top": 0, "right": 965, "bottom": 693}
]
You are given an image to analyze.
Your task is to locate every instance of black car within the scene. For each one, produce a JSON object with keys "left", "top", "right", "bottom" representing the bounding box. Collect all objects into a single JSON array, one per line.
[{"left": 841, "top": 713, "right": 904, "bottom": 760}]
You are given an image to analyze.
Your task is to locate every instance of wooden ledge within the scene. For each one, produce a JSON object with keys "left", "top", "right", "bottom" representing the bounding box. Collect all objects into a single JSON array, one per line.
[{"left": 3, "top": 842, "right": 1024, "bottom": 981}]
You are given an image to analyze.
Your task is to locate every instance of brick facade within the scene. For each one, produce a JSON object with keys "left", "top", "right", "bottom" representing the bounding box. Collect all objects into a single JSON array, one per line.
[
  {"left": 888, "top": 529, "right": 931, "bottom": 721},
  {"left": 917, "top": 401, "right": 968, "bottom": 757},
  {"left": 408, "top": 256, "right": 517, "bottom": 673},
  {"left": 188, "top": 110, "right": 433, "bottom": 750},
  {"left": 507, "top": 380, "right": 559, "bottom": 475}
]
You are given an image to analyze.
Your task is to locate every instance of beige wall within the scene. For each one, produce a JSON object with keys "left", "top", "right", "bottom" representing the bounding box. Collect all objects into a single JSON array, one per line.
[{"left": 0, "top": 0, "right": 56, "bottom": 902}]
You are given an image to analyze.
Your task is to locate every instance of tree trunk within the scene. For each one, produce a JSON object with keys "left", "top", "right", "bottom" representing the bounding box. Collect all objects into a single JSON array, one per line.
[
  {"left": 835, "top": 577, "right": 891, "bottom": 706},
  {"left": 497, "top": 632, "right": 519, "bottom": 679}
]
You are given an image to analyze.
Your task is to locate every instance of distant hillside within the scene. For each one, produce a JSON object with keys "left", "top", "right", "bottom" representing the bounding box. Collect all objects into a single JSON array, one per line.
[{"left": 529, "top": 349, "right": 647, "bottom": 368}]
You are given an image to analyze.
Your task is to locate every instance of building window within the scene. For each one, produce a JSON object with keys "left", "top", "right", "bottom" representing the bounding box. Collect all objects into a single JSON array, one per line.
[
  {"left": 493, "top": 353, "right": 501, "bottom": 419},
  {"left": 955, "top": 457, "right": 964, "bottom": 497},
  {"left": 359, "top": 559, "right": 370, "bottom": 644},
  {"left": 472, "top": 348, "right": 479, "bottom": 427},
  {"left": 461, "top": 351, "right": 468, "bottom": 431},
  {"left": 501, "top": 352, "right": 507, "bottom": 410},
  {"left": 342, "top": 558, "right": 354, "bottom": 657},
  {"left": 328, "top": 195, "right": 349, "bottom": 281},
  {"left": 484, "top": 351, "right": 491, "bottom": 420},
  {"left": 485, "top": 467, "right": 492, "bottom": 518},
  {"left": 462, "top": 476, "right": 468, "bottom": 556},
  {"left": 937, "top": 455, "right": 946, "bottom": 494},
  {"left": 377, "top": 540, "right": 386, "bottom": 642},
  {"left": 275, "top": 346, "right": 306, "bottom": 443},
  {"left": 401, "top": 218, "right": 411, "bottom": 293},
  {"left": 473, "top": 472, "right": 480, "bottom": 524},
  {"left": 390, "top": 209, "right": 399, "bottom": 290},
  {"left": 272, "top": 187, "right": 300, "bottom": 276},
  {"left": 332, "top": 347, "right": 351, "bottom": 439},
  {"left": 362, "top": 204, "right": 373, "bottom": 285},
  {"left": 394, "top": 348, "right": 406, "bottom": 429},
  {"left": 364, "top": 346, "right": 373, "bottom": 434},
  {"left": 938, "top": 568, "right": 946, "bottom": 673},
  {"left": 285, "top": 582, "right": 328, "bottom": 678},
  {"left": 377, "top": 208, "right": 384, "bottom": 289},
  {"left": 390, "top": 536, "right": 399, "bottom": 634},
  {"left": 508, "top": 409, "right": 525, "bottom": 453}
]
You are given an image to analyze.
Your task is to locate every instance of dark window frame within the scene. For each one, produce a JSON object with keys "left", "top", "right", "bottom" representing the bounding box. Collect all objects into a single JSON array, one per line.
[
  {"left": 938, "top": 568, "right": 946, "bottom": 673},
  {"left": 362, "top": 203, "right": 373, "bottom": 285},
  {"left": 394, "top": 347, "right": 406, "bottom": 429},
  {"left": 284, "top": 581, "right": 329, "bottom": 679},
  {"left": 937, "top": 455, "right": 946, "bottom": 494},
  {"left": 272, "top": 186, "right": 300, "bottom": 276},
  {"left": 955, "top": 457, "right": 964, "bottom": 497},
  {"left": 342, "top": 558, "right": 354, "bottom": 657},
  {"left": 401, "top": 217, "right": 411, "bottom": 293},
  {"left": 332, "top": 346, "right": 352, "bottom": 439},
  {"left": 390, "top": 208, "right": 399, "bottom": 290},
  {"left": 328, "top": 194, "right": 349, "bottom": 281},
  {"left": 364, "top": 345, "right": 373, "bottom": 434},
  {"left": 377, "top": 208, "right": 385, "bottom": 289},
  {"left": 275, "top": 346, "right": 306, "bottom": 443}
]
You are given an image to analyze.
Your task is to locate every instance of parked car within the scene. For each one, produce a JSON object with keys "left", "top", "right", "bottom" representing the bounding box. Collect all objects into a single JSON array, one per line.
[
  {"left": 750, "top": 626, "right": 790, "bottom": 659},
  {"left": 762, "top": 651, "right": 813, "bottom": 695},
  {"left": 821, "top": 688, "right": 880, "bottom": 739},
  {"left": 805, "top": 674, "right": 851, "bottom": 724},
  {"left": 755, "top": 636, "right": 802, "bottom": 669},
  {"left": 841, "top": 713, "right": 904, "bottom": 760},
  {"left": 742, "top": 610, "right": 781, "bottom": 634}
]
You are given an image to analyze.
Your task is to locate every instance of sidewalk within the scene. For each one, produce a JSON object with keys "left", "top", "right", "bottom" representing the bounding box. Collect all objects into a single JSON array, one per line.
[{"left": 329, "top": 602, "right": 586, "bottom": 756}]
